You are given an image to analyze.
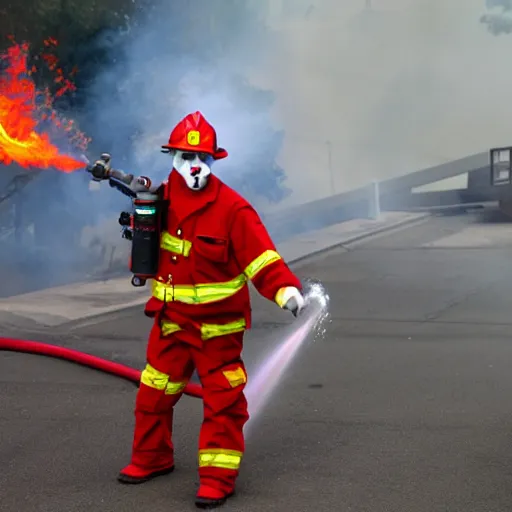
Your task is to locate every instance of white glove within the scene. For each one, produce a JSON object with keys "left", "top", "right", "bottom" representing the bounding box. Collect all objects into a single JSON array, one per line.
[{"left": 276, "top": 286, "right": 305, "bottom": 317}]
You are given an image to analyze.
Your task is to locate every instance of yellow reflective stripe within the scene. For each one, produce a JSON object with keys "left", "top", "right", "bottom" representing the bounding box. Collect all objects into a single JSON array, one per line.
[
  {"left": 201, "top": 318, "right": 246, "bottom": 340},
  {"left": 222, "top": 367, "right": 247, "bottom": 388},
  {"left": 152, "top": 274, "right": 247, "bottom": 304},
  {"left": 161, "top": 318, "right": 245, "bottom": 340},
  {"left": 198, "top": 449, "right": 243, "bottom": 470},
  {"left": 166, "top": 381, "right": 187, "bottom": 395},
  {"left": 140, "top": 363, "right": 187, "bottom": 395},
  {"left": 161, "top": 321, "right": 181, "bottom": 337},
  {"left": 244, "top": 250, "right": 281, "bottom": 279},
  {"left": 160, "top": 232, "right": 192, "bottom": 257},
  {"left": 140, "top": 363, "right": 167, "bottom": 390}
]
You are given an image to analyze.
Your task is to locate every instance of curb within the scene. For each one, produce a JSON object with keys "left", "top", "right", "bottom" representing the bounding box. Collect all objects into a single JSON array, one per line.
[{"left": 288, "top": 212, "right": 431, "bottom": 266}]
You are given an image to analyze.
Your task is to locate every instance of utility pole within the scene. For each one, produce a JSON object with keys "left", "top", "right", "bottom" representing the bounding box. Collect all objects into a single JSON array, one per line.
[{"left": 326, "top": 140, "right": 335, "bottom": 195}]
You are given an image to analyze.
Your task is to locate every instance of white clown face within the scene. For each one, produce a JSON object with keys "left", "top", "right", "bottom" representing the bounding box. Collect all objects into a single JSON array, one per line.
[{"left": 172, "top": 150, "right": 214, "bottom": 191}]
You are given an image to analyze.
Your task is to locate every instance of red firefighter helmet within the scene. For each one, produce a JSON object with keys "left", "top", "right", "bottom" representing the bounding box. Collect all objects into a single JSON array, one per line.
[{"left": 161, "top": 111, "right": 228, "bottom": 160}]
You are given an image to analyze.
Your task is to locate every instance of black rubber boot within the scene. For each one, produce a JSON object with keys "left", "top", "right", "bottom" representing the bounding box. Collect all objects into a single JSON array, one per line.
[
  {"left": 195, "top": 491, "right": 234, "bottom": 509},
  {"left": 117, "top": 465, "right": 174, "bottom": 484}
]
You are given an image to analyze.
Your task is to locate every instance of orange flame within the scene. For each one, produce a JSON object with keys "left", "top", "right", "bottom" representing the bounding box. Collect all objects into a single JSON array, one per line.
[{"left": 0, "top": 40, "right": 89, "bottom": 172}]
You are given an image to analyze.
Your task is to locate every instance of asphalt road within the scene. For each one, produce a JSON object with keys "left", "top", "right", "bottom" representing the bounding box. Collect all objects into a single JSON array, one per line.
[{"left": 3, "top": 210, "right": 512, "bottom": 512}]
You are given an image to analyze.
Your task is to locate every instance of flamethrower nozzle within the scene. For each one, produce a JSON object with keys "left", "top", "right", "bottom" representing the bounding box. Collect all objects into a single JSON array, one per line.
[{"left": 86, "top": 153, "right": 112, "bottom": 181}]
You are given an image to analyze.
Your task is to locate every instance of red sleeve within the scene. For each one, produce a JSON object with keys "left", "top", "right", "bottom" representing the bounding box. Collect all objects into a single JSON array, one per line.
[{"left": 230, "top": 205, "right": 302, "bottom": 303}]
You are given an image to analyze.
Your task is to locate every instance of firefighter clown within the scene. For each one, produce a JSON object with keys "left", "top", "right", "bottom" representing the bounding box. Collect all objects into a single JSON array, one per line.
[{"left": 117, "top": 111, "right": 305, "bottom": 509}]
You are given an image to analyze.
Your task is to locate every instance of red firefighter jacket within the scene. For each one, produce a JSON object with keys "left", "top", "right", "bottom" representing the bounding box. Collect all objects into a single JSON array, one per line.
[{"left": 144, "top": 169, "right": 302, "bottom": 345}]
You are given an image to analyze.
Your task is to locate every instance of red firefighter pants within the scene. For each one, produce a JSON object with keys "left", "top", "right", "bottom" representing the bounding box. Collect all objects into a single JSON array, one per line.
[{"left": 130, "top": 321, "right": 250, "bottom": 494}]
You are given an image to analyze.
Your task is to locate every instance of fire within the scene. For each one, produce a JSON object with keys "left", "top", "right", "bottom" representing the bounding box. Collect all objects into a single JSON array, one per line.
[{"left": 0, "top": 40, "right": 89, "bottom": 172}]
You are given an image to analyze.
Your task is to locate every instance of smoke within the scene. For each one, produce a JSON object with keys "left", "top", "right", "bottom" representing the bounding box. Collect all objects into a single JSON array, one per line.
[
  {"left": 261, "top": 0, "right": 512, "bottom": 206},
  {"left": 1, "top": 1, "right": 289, "bottom": 295},
  {"left": 74, "top": 0, "right": 290, "bottom": 273},
  {"left": 4, "top": 0, "right": 512, "bottom": 295},
  {"left": 481, "top": 0, "right": 512, "bottom": 34},
  {"left": 83, "top": 1, "right": 282, "bottom": 199}
]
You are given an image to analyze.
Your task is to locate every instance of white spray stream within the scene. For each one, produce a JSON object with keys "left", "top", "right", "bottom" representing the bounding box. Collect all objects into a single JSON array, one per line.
[{"left": 244, "top": 280, "right": 330, "bottom": 434}]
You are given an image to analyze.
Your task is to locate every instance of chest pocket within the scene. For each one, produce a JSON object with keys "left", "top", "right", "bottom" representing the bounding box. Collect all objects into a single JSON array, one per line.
[
  {"left": 192, "top": 234, "right": 231, "bottom": 283},
  {"left": 194, "top": 235, "right": 229, "bottom": 263}
]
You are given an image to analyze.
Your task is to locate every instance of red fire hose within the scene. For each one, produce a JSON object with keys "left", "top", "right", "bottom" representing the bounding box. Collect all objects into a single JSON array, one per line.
[{"left": 0, "top": 337, "right": 203, "bottom": 399}]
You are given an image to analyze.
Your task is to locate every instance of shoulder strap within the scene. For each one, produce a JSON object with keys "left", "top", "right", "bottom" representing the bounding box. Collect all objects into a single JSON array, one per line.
[{"left": 157, "top": 181, "right": 169, "bottom": 232}]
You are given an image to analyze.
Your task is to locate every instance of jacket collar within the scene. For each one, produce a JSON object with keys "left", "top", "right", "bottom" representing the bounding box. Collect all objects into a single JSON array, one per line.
[{"left": 168, "top": 169, "right": 221, "bottom": 223}]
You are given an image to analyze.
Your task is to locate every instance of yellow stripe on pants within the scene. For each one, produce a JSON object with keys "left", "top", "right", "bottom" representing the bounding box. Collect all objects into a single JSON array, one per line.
[
  {"left": 160, "top": 318, "right": 246, "bottom": 340},
  {"left": 140, "top": 363, "right": 187, "bottom": 395},
  {"left": 198, "top": 448, "right": 243, "bottom": 470}
]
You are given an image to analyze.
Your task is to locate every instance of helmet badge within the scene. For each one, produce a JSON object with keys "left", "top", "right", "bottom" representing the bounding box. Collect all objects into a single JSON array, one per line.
[{"left": 187, "top": 130, "right": 200, "bottom": 146}]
